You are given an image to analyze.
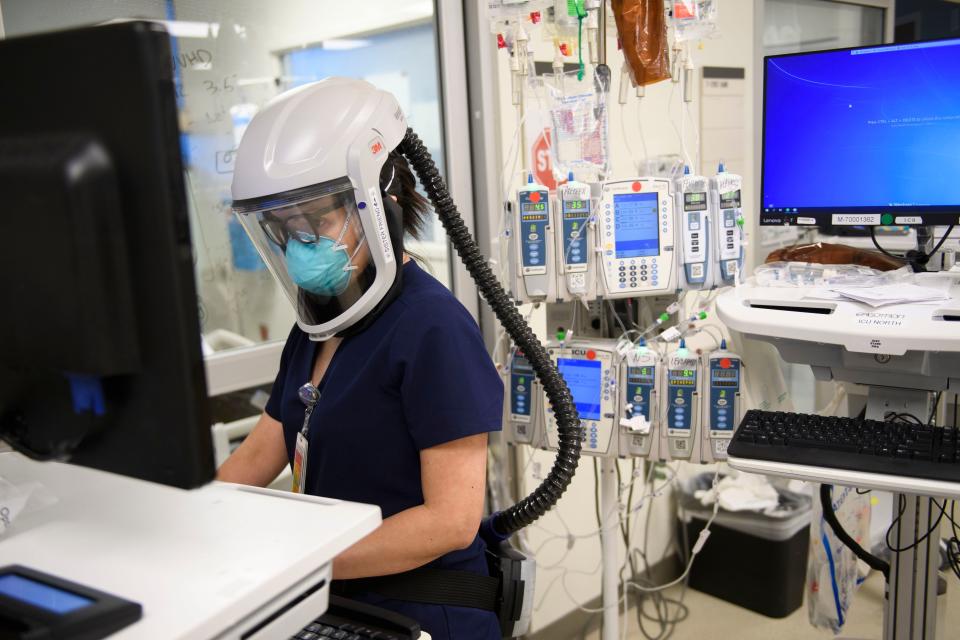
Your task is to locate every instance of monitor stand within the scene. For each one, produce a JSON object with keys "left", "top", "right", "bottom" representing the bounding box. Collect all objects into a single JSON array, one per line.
[
  {"left": 716, "top": 278, "right": 960, "bottom": 640},
  {"left": 903, "top": 225, "right": 934, "bottom": 273},
  {"left": 871, "top": 389, "right": 940, "bottom": 640},
  {"left": 729, "top": 385, "right": 952, "bottom": 640}
]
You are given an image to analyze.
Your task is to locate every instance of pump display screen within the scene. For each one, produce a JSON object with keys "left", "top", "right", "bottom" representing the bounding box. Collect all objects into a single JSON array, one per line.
[
  {"left": 627, "top": 366, "right": 655, "bottom": 384},
  {"left": 712, "top": 368, "right": 739, "bottom": 387},
  {"left": 564, "top": 200, "right": 590, "bottom": 213},
  {"left": 668, "top": 369, "right": 697, "bottom": 386},
  {"left": 0, "top": 574, "right": 94, "bottom": 614},
  {"left": 720, "top": 190, "right": 741, "bottom": 209},
  {"left": 684, "top": 192, "right": 707, "bottom": 211},
  {"left": 557, "top": 358, "right": 602, "bottom": 421},
  {"left": 613, "top": 192, "right": 660, "bottom": 258},
  {"left": 521, "top": 202, "right": 547, "bottom": 213}
]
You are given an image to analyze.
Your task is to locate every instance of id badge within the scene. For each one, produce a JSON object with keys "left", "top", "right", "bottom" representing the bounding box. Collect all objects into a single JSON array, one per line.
[{"left": 292, "top": 431, "right": 309, "bottom": 494}]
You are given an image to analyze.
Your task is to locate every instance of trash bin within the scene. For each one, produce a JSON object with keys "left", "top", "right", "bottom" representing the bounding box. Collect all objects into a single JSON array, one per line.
[{"left": 678, "top": 473, "right": 812, "bottom": 618}]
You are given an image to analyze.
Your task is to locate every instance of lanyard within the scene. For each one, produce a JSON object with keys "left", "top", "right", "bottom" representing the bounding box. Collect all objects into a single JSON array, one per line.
[
  {"left": 293, "top": 382, "right": 320, "bottom": 494},
  {"left": 298, "top": 382, "right": 321, "bottom": 436}
]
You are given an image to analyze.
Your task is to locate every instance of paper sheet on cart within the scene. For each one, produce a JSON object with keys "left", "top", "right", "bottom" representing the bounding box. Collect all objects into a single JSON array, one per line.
[{"left": 822, "top": 283, "right": 950, "bottom": 307}]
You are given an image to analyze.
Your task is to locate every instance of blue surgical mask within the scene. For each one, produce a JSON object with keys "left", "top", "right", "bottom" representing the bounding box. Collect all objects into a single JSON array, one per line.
[
  {"left": 285, "top": 236, "right": 353, "bottom": 296},
  {"left": 279, "top": 205, "right": 364, "bottom": 297}
]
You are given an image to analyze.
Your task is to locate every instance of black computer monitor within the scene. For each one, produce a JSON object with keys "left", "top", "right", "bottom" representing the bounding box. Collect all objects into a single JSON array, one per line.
[
  {"left": 761, "top": 38, "right": 960, "bottom": 228},
  {"left": 0, "top": 22, "right": 215, "bottom": 488}
]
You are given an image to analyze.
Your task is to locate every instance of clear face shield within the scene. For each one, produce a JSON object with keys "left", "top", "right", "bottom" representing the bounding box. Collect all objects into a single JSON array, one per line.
[{"left": 233, "top": 177, "right": 378, "bottom": 329}]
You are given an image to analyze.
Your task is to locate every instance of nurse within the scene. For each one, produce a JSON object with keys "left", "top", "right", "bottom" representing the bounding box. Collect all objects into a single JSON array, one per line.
[{"left": 218, "top": 78, "right": 503, "bottom": 639}]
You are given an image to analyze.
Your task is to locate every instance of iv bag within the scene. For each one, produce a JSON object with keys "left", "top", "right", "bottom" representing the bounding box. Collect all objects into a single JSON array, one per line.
[
  {"left": 533, "top": 67, "right": 611, "bottom": 182},
  {"left": 672, "top": 0, "right": 720, "bottom": 42},
  {"left": 487, "top": 0, "right": 552, "bottom": 32},
  {"left": 611, "top": 0, "right": 671, "bottom": 87}
]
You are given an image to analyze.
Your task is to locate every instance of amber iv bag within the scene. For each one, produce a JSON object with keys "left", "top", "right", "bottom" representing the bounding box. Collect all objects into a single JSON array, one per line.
[{"left": 611, "top": 0, "right": 671, "bottom": 87}]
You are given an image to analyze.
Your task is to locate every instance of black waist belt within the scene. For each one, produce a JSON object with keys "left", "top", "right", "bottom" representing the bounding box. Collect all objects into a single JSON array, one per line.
[{"left": 331, "top": 567, "right": 499, "bottom": 613}]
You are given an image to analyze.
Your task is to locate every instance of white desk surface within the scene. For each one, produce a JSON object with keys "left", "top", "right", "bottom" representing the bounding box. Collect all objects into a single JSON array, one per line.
[
  {"left": 0, "top": 453, "right": 381, "bottom": 639},
  {"left": 717, "top": 272, "right": 960, "bottom": 355}
]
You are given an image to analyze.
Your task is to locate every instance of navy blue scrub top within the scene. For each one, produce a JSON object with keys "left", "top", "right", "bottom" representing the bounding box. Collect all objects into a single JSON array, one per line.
[{"left": 265, "top": 260, "right": 503, "bottom": 640}]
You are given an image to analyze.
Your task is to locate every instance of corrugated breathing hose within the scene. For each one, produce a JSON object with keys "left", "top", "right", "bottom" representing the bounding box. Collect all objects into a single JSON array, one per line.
[{"left": 399, "top": 128, "right": 582, "bottom": 537}]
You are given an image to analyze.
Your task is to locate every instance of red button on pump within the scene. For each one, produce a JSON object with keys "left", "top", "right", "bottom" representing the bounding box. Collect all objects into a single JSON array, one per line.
[
  {"left": 720, "top": 358, "right": 732, "bottom": 369},
  {"left": 530, "top": 191, "right": 541, "bottom": 203},
  {"left": 586, "top": 350, "right": 596, "bottom": 360},
  {"left": 632, "top": 181, "right": 642, "bottom": 192}
]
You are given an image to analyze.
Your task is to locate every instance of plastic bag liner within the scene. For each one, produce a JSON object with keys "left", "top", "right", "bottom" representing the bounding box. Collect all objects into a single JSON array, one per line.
[
  {"left": 611, "top": 0, "right": 671, "bottom": 87},
  {"left": 807, "top": 485, "right": 871, "bottom": 633},
  {"left": 678, "top": 471, "right": 812, "bottom": 536}
]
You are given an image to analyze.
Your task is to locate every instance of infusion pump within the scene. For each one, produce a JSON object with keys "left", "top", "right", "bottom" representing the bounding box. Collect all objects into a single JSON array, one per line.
[
  {"left": 504, "top": 348, "right": 543, "bottom": 447},
  {"left": 710, "top": 168, "right": 744, "bottom": 286},
  {"left": 675, "top": 171, "right": 712, "bottom": 290},
  {"left": 596, "top": 178, "right": 676, "bottom": 299},
  {"left": 507, "top": 174, "right": 749, "bottom": 303},
  {"left": 700, "top": 342, "right": 742, "bottom": 463},
  {"left": 659, "top": 343, "right": 702, "bottom": 462},
  {"left": 512, "top": 176, "right": 556, "bottom": 302},
  {"left": 503, "top": 338, "right": 743, "bottom": 463},
  {"left": 617, "top": 344, "right": 661, "bottom": 459},
  {"left": 542, "top": 341, "right": 618, "bottom": 457}
]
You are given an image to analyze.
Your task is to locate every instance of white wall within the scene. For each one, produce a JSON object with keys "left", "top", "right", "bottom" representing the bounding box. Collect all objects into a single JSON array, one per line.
[{"left": 490, "top": 2, "right": 757, "bottom": 632}]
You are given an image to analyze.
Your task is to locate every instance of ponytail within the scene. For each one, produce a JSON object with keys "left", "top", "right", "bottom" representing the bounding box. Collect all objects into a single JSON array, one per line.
[{"left": 379, "top": 150, "right": 430, "bottom": 240}]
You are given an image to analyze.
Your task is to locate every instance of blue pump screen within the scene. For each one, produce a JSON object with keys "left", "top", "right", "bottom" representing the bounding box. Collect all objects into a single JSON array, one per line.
[
  {"left": 762, "top": 38, "right": 960, "bottom": 220},
  {"left": 613, "top": 192, "right": 660, "bottom": 258},
  {"left": 557, "top": 358, "right": 602, "bottom": 421},
  {"left": 0, "top": 574, "right": 93, "bottom": 614}
]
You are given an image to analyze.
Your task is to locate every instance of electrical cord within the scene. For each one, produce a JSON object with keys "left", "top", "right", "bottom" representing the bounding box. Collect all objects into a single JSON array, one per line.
[
  {"left": 870, "top": 226, "right": 906, "bottom": 260},
  {"left": 593, "top": 458, "right": 603, "bottom": 531},
  {"left": 930, "top": 224, "right": 956, "bottom": 256},
  {"left": 623, "top": 462, "right": 689, "bottom": 640},
  {"left": 927, "top": 391, "right": 943, "bottom": 425},
  {"left": 871, "top": 224, "right": 956, "bottom": 270},
  {"left": 885, "top": 494, "right": 946, "bottom": 554},
  {"left": 885, "top": 411, "right": 924, "bottom": 425},
  {"left": 400, "top": 129, "right": 582, "bottom": 536},
  {"left": 820, "top": 484, "right": 890, "bottom": 579},
  {"left": 944, "top": 501, "right": 960, "bottom": 580}
]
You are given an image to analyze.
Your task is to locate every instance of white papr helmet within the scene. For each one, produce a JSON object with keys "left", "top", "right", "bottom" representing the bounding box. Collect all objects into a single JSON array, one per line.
[{"left": 231, "top": 77, "right": 408, "bottom": 340}]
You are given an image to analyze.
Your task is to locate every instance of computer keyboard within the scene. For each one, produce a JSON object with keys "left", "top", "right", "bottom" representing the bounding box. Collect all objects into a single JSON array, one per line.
[
  {"left": 291, "top": 595, "right": 420, "bottom": 640},
  {"left": 728, "top": 410, "right": 960, "bottom": 482}
]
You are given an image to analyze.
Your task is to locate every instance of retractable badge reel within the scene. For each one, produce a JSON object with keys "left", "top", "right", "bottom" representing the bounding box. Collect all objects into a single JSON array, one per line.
[{"left": 293, "top": 382, "right": 320, "bottom": 493}]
